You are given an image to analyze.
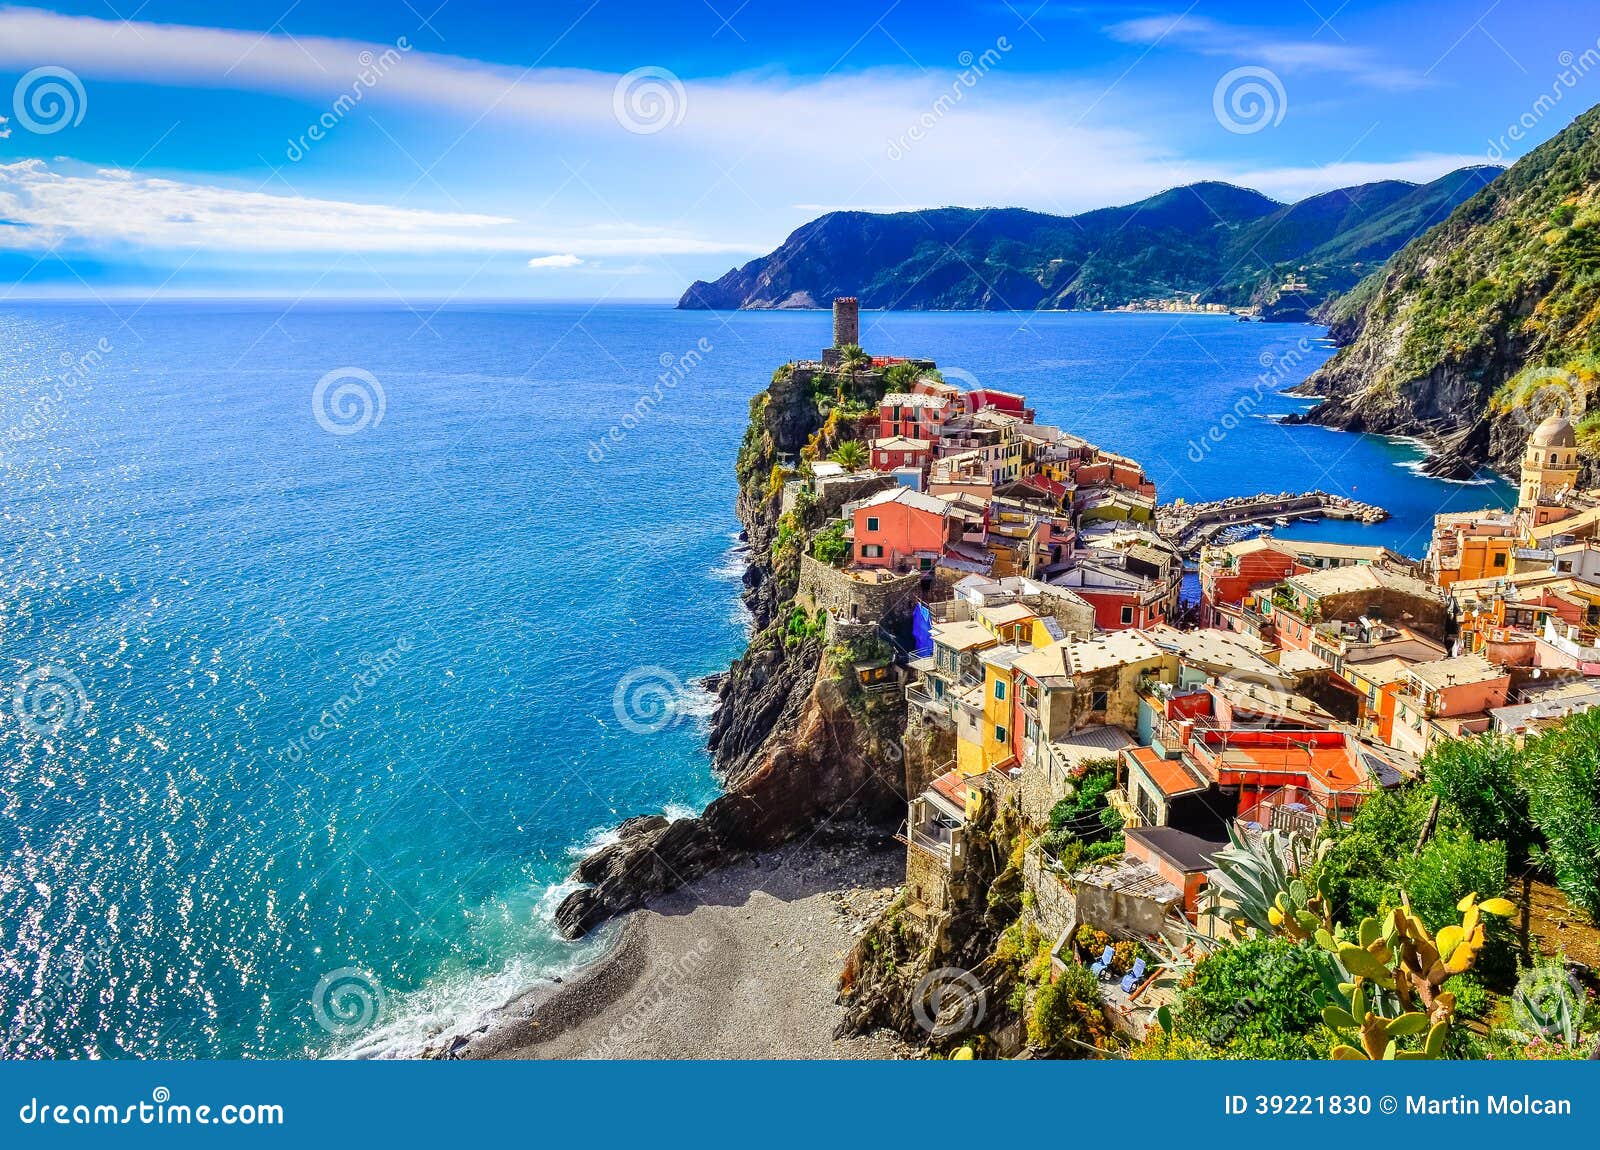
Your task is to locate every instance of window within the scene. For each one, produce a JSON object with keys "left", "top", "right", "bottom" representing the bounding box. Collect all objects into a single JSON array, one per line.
[
  {"left": 1120, "top": 605, "right": 1134, "bottom": 625},
  {"left": 994, "top": 680, "right": 1006, "bottom": 701},
  {"left": 1492, "top": 553, "right": 1507, "bottom": 568},
  {"left": 1092, "top": 691, "right": 1109, "bottom": 711},
  {"left": 862, "top": 544, "right": 883, "bottom": 558},
  {"left": 919, "top": 556, "right": 934, "bottom": 571},
  {"left": 994, "top": 725, "right": 1007, "bottom": 743},
  {"left": 865, "top": 516, "right": 879, "bottom": 532}
]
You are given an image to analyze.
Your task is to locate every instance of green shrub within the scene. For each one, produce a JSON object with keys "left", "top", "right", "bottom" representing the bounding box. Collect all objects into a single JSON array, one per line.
[
  {"left": 1520, "top": 710, "right": 1600, "bottom": 921},
  {"left": 1028, "top": 963, "right": 1111, "bottom": 1055},
  {"left": 810, "top": 520, "right": 849, "bottom": 565},
  {"left": 1170, "top": 937, "right": 1324, "bottom": 1060},
  {"left": 1424, "top": 733, "right": 1531, "bottom": 858}
]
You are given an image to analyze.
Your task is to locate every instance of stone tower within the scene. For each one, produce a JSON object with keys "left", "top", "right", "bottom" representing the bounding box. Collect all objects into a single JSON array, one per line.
[
  {"left": 833, "top": 297, "right": 860, "bottom": 349},
  {"left": 1518, "top": 414, "right": 1581, "bottom": 518}
]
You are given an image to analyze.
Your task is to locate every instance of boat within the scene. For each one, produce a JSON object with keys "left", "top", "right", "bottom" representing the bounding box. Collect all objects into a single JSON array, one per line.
[{"left": 1273, "top": 517, "right": 1291, "bottom": 527}]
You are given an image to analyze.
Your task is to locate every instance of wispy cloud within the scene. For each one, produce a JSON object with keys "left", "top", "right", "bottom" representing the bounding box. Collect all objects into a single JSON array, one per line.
[
  {"left": 1106, "top": 13, "right": 1428, "bottom": 91},
  {"left": 0, "top": 160, "right": 760, "bottom": 256},
  {"left": 527, "top": 253, "right": 583, "bottom": 268}
]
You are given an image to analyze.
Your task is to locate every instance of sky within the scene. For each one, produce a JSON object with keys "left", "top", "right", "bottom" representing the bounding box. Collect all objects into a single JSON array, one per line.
[{"left": 0, "top": 0, "right": 1597, "bottom": 299}]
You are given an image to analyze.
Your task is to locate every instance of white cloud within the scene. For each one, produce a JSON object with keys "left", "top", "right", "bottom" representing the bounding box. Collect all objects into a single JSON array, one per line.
[
  {"left": 0, "top": 6, "right": 1482, "bottom": 269},
  {"left": 1106, "top": 12, "right": 1426, "bottom": 91},
  {"left": 0, "top": 160, "right": 762, "bottom": 256},
  {"left": 527, "top": 253, "right": 583, "bottom": 268}
]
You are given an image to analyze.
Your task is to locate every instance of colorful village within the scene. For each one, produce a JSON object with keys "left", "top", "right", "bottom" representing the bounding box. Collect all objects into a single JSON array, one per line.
[{"left": 785, "top": 300, "right": 1600, "bottom": 1058}]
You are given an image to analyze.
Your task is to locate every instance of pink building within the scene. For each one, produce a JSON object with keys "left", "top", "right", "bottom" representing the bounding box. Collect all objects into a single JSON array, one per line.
[{"left": 852, "top": 488, "right": 954, "bottom": 572}]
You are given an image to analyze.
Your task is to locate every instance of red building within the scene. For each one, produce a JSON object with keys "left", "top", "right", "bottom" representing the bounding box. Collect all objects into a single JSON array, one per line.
[
  {"left": 967, "top": 388, "right": 1032, "bottom": 420},
  {"left": 878, "top": 393, "right": 952, "bottom": 444},
  {"left": 1199, "top": 540, "right": 1302, "bottom": 629},
  {"left": 871, "top": 435, "right": 932, "bottom": 472}
]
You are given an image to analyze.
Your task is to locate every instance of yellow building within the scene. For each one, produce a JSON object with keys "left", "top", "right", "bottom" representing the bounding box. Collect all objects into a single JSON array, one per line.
[
  {"left": 1518, "top": 415, "right": 1582, "bottom": 525},
  {"left": 975, "top": 646, "right": 1028, "bottom": 773}
]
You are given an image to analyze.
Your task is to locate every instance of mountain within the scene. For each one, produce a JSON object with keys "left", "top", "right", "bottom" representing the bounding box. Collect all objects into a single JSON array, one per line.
[
  {"left": 1292, "top": 103, "right": 1600, "bottom": 479},
  {"left": 678, "top": 169, "right": 1500, "bottom": 318}
]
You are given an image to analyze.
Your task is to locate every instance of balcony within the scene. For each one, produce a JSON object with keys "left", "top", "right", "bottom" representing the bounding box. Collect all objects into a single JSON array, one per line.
[{"left": 905, "top": 680, "right": 952, "bottom": 720}]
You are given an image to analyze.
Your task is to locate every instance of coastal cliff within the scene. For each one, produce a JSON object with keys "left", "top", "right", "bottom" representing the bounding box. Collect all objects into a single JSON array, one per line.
[
  {"left": 554, "top": 359, "right": 910, "bottom": 939},
  {"left": 1290, "top": 103, "right": 1600, "bottom": 480}
]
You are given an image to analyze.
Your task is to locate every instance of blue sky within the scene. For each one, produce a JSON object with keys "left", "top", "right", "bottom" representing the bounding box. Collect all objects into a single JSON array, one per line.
[{"left": 0, "top": 0, "right": 1596, "bottom": 298}]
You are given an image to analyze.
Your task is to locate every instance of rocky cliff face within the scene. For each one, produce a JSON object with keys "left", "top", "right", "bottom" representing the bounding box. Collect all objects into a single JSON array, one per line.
[
  {"left": 1291, "top": 105, "right": 1600, "bottom": 480},
  {"left": 554, "top": 361, "right": 908, "bottom": 939}
]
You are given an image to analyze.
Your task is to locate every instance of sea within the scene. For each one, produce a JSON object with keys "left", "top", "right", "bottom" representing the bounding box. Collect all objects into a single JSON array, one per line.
[{"left": 0, "top": 301, "right": 1515, "bottom": 1059}]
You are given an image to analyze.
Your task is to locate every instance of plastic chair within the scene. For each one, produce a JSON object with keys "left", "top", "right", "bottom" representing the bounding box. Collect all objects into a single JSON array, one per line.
[
  {"left": 1090, "top": 944, "right": 1115, "bottom": 978},
  {"left": 1120, "top": 957, "right": 1147, "bottom": 994}
]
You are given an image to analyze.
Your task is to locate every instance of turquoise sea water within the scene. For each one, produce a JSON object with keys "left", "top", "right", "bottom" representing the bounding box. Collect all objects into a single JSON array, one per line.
[{"left": 0, "top": 303, "right": 1513, "bottom": 1058}]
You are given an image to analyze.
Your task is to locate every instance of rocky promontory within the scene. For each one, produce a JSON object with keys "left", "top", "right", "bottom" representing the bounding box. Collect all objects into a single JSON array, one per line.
[{"left": 554, "top": 357, "right": 912, "bottom": 939}]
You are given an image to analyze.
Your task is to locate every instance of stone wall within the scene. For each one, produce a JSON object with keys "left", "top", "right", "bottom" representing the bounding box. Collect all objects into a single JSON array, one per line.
[
  {"left": 1022, "top": 846, "right": 1078, "bottom": 944},
  {"left": 797, "top": 555, "right": 921, "bottom": 625},
  {"left": 815, "top": 472, "right": 895, "bottom": 519},
  {"left": 905, "top": 842, "right": 953, "bottom": 913}
]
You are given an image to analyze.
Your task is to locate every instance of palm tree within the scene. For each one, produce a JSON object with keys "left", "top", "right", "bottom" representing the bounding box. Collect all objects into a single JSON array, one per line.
[
  {"left": 830, "top": 440, "right": 868, "bottom": 470},
  {"left": 837, "top": 343, "right": 870, "bottom": 372}
]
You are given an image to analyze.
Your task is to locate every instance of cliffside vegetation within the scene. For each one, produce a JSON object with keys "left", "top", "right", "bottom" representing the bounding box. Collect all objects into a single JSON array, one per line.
[{"left": 1298, "top": 103, "right": 1600, "bottom": 476}]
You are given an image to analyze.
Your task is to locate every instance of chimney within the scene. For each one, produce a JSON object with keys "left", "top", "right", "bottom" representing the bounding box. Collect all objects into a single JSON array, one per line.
[{"left": 833, "top": 296, "right": 860, "bottom": 349}]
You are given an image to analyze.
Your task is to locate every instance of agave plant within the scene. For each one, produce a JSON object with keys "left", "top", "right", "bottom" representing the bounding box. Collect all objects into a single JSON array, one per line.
[
  {"left": 1506, "top": 955, "right": 1587, "bottom": 1048},
  {"left": 1201, "top": 823, "right": 1330, "bottom": 941}
]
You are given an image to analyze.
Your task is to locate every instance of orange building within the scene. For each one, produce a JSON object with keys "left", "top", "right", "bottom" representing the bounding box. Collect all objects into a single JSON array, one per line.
[{"left": 852, "top": 487, "right": 954, "bottom": 572}]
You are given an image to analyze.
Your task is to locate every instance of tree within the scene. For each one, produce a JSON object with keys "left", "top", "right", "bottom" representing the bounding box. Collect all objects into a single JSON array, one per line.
[
  {"left": 837, "top": 343, "right": 870, "bottom": 371},
  {"left": 1520, "top": 709, "right": 1600, "bottom": 921},
  {"left": 830, "top": 439, "right": 868, "bottom": 470},
  {"left": 1423, "top": 732, "right": 1531, "bottom": 858}
]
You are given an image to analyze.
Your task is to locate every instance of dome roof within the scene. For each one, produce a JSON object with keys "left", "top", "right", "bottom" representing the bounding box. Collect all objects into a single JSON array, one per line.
[{"left": 1531, "top": 414, "right": 1577, "bottom": 449}]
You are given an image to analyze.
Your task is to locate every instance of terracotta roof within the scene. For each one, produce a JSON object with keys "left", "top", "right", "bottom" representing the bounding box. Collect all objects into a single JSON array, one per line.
[
  {"left": 929, "top": 768, "right": 971, "bottom": 809},
  {"left": 1126, "top": 746, "right": 1208, "bottom": 798}
]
